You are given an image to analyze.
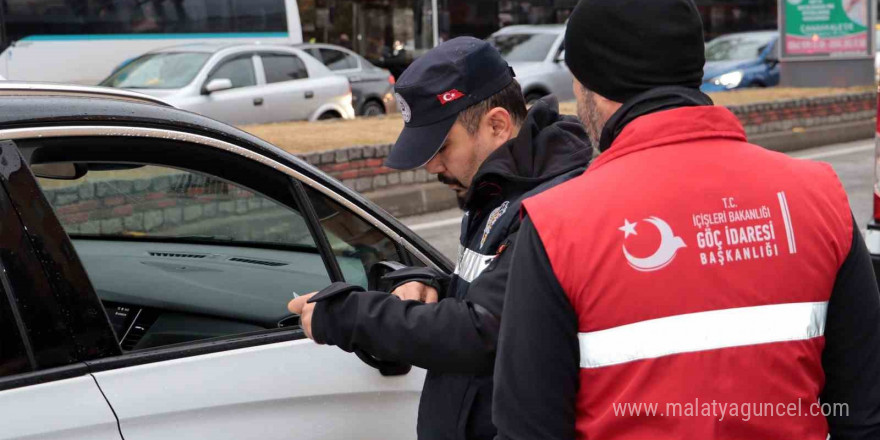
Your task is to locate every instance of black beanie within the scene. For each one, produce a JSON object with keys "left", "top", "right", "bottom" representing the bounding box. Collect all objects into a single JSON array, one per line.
[{"left": 564, "top": 0, "right": 706, "bottom": 103}]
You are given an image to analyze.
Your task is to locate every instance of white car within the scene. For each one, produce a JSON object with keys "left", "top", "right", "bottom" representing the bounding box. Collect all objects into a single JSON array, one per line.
[
  {"left": 102, "top": 43, "right": 355, "bottom": 124},
  {"left": 0, "top": 83, "right": 449, "bottom": 439},
  {"left": 487, "top": 25, "right": 572, "bottom": 104}
]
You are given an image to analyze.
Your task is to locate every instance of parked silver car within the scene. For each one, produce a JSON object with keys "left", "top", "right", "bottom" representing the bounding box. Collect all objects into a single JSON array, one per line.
[
  {"left": 298, "top": 43, "right": 398, "bottom": 117},
  {"left": 101, "top": 43, "right": 355, "bottom": 125},
  {"left": 487, "top": 24, "right": 572, "bottom": 104}
]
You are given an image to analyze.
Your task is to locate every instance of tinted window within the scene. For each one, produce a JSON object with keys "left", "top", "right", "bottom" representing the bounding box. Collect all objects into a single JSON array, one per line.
[
  {"left": 261, "top": 54, "right": 308, "bottom": 83},
  {"left": 101, "top": 52, "right": 211, "bottom": 89},
  {"left": 488, "top": 33, "right": 560, "bottom": 63},
  {"left": 0, "top": 143, "right": 119, "bottom": 368},
  {"left": 306, "top": 187, "right": 403, "bottom": 287},
  {"left": 0, "top": 285, "right": 30, "bottom": 378},
  {"left": 318, "top": 49, "right": 358, "bottom": 71},
  {"left": 208, "top": 56, "right": 256, "bottom": 88},
  {"left": 5, "top": 0, "right": 286, "bottom": 41}
]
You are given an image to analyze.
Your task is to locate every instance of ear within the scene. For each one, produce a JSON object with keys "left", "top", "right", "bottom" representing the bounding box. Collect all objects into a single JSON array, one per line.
[
  {"left": 594, "top": 93, "right": 623, "bottom": 121},
  {"left": 483, "top": 107, "right": 515, "bottom": 141}
]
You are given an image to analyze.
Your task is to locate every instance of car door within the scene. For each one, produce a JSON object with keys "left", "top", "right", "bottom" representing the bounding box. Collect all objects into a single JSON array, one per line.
[
  {"left": 258, "top": 51, "right": 323, "bottom": 122},
  {"left": 14, "top": 128, "right": 441, "bottom": 440},
  {"left": 184, "top": 53, "right": 268, "bottom": 125},
  {"left": 0, "top": 142, "right": 122, "bottom": 440}
]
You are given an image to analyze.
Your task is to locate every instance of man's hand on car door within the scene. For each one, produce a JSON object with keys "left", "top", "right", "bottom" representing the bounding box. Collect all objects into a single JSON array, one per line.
[
  {"left": 288, "top": 293, "right": 318, "bottom": 340},
  {"left": 391, "top": 281, "right": 439, "bottom": 303},
  {"left": 287, "top": 281, "right": 437, "bottom": 342}
]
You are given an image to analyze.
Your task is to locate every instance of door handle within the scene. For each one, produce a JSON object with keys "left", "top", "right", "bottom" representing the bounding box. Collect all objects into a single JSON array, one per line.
[
  {"left": 304, "top": 91, "right": 314, "bottom": 99},
  {"left": 253, "top": 97, "right": 264, "bottom": 106},
  {"left": 349, "top": 76, "right": 362, "bottom": 82}
]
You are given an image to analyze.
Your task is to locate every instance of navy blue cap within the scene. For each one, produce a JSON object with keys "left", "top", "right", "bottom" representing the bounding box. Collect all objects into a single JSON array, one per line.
[{"left": 385, "top": 37, "right": 515, "bottom": 170}]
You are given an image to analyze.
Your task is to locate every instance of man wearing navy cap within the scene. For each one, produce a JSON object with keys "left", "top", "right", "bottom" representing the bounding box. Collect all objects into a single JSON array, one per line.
[{"left": 289, "top": 37, "right": 591, "bottom": 439}]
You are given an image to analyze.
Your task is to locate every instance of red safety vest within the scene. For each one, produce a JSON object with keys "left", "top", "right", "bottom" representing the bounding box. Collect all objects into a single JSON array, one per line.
[{"left": 524, "top": 106, "right": 853, "bottom": 439}]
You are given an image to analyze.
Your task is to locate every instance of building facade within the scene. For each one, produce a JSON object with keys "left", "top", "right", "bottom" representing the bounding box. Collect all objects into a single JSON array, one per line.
[{"left": 298, "top": 0, "right": 780, "bottom": 72}]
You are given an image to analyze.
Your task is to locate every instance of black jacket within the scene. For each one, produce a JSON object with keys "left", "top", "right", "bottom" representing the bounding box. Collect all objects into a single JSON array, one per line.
[{"left": 309, "top": 97, "right": 591, "bottom": 440}]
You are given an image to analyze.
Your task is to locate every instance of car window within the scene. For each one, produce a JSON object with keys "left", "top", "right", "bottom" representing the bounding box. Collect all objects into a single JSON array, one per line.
[
  {"left": 0, "top": 285, "right": 30, "bottom": 378},
  {"left": 318, "top": 48, "right": 358, "bottom": 71},
  {"left": 207, "top": 56, "right": 257, "bottom": 89},
  {"left": 306, "top": 187, "right": 404, "bottom": 287},
  {"left": 705, "top": 33, "right": 777, "bottom": 61},
  {"left": 488, "top": 33, "right": 560, "bottom": 62},
  {"left": 100, "top": 52, "right": 211, "bottom": 89},
  {"left": 305, "top": 48, "right": 322, "bottom": 60},
  {"left": 261, "top": 54, "right": 309, "bottom": 83},
  {"left": 37, "top": 164, "right": 332, "bottom": 351}
]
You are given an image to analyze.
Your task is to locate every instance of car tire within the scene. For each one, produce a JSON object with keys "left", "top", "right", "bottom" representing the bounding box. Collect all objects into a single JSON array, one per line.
[
  {"left": 361, "top": 101, "right": 385, "bottom": 117},
  {"left": 525, "top": 92, "right": 546, "bottom": 106},
  {"left": 318, "top": 111, "right": 342, "bottom": 120}
]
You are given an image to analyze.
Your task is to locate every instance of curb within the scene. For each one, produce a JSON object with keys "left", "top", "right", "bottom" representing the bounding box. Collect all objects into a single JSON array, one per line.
[
  {"left": 363, "top": 120, "right": 876, "bottom": 219},
  {"left": 365, "top": 182, "right": 458, "bottom": 218},
  {"left": 747, "top": 119, "right": 875, "bottom": 153}
]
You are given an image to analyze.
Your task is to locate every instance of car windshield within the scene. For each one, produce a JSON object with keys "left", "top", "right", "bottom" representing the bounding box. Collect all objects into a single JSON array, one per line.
[
  {"left": 705, "top": 33, "right": 776, "bottom": 62},
  {"left": 488, "top": 33, "right": 559, "bottom": 63},
  {"left": 101, "top": 52, "right": 211, "bottom": 89}
]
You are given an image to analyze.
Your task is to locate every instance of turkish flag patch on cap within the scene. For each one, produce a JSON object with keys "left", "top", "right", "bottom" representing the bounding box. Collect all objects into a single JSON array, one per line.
[{"left": 437, "top": 89, "right": 465, "bottom": 105}]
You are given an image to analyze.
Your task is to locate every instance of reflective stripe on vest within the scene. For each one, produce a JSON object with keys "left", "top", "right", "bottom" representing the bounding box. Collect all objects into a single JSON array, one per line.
[
  {"left": 578, "top": 301, "right": 828, "bottom": 369},
  {"left": 454, "top": 247, "right": 496, "bottom": 283}
]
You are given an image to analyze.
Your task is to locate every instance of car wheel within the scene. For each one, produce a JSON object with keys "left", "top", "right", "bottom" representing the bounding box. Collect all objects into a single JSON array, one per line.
[
  {"left": 361, "top": 101, "right": 385, "bottom": 117},
  {"left": 525, "top": 92, "right": 546, "bottom": 106},
  {"left": 318, "top": 111, "right": 342, "bottom": 120}
]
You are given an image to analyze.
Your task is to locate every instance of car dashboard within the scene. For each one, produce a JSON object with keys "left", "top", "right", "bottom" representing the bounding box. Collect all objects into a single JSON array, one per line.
[{"left": 72, "top": 238, "right": 367, "bottom": 351}]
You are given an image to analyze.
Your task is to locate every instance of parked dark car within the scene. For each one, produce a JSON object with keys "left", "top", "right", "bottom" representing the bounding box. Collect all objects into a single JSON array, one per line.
[
  {"left": 702, "top": 30, "right": 780, "bottom": 92},
  {"left": 0, "top": 82, "right": 450, "bottom": 439},
  {"left": 298, "top": 43, "right": 398, "bottom": 117}
]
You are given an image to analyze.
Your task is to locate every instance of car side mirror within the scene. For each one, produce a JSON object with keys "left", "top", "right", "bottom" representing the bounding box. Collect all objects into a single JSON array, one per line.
[
  {"left": 555, "top": 50, "right": 565, "bottom": 63},
  {"left": 203, "top": 78, "right": 233, "bottom": 95}
]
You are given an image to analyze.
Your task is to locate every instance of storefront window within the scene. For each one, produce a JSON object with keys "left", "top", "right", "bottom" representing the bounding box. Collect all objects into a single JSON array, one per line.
[
  {"left": 299, "top": 0, "right": 434, "bottom": 76},
  {"left": 696, "top": 0, "right": 778, "bottom": 41}
]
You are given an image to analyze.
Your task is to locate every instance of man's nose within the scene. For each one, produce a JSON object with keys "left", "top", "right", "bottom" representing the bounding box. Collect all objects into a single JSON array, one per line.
[{"left": 424, "top": 156, "right": 444, "bottom": 174}]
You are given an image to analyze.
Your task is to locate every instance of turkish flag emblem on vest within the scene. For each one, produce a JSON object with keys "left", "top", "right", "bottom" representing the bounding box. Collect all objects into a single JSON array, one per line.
[{"left": 437, "top": 89, "right": 465, "bottom": 105}]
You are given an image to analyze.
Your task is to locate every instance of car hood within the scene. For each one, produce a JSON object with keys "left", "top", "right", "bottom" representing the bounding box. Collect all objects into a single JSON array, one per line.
[
  {"left": 508, "top": 62, "right": 548, "bottom": 78},
  {"left": 703, "top": 60, "right": 757, "bottom": 80}
]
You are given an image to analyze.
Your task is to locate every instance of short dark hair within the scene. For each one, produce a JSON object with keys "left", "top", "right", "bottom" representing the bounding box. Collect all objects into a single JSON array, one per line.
[{"left": 456, "top": 79, "right": 527, "bottom": 135}]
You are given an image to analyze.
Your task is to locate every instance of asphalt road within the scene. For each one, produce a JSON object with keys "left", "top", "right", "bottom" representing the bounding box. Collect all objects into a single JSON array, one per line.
[{"left": 402, "top": 138, "right": 876, "bottom": 260}]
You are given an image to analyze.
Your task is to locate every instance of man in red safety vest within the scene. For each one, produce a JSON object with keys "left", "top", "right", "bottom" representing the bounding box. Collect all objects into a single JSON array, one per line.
[{"left": 492, "top": 0, "right": 880, "bottom": 439}]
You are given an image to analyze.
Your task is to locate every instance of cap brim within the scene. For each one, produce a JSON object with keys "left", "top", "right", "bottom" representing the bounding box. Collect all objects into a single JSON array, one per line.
[{"left": 384, "top": 114, "right": 458, "bottom": 170}]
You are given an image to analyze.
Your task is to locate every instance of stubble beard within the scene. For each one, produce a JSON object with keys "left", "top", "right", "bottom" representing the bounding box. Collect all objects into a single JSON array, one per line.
[{"left": 576, "top": 88, "right": 604, "bottom": 153}]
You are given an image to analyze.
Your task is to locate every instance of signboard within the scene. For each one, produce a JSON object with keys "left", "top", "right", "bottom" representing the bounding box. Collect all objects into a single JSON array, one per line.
[{"left": 782, "top": 0, "right": 872, "bottom": 59}]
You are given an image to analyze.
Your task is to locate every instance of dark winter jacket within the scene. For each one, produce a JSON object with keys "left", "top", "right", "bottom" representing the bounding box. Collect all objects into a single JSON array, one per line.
[{"left": 308, "top": 96, "right": 591, "bottom": 440}]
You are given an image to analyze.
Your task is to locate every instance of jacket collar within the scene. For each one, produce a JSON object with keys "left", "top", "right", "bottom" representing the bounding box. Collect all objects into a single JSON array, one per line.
[
  {"left": 589, "top": 105, "right": 748, "bottom": 171},
  {"left": 462, "top": 96, "right": 591, "bottom": 209}
]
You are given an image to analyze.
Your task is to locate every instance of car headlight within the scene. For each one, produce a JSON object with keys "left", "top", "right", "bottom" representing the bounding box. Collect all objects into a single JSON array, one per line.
[{"left": 711, "top": 70, "right": 744, "bottom": 89}]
